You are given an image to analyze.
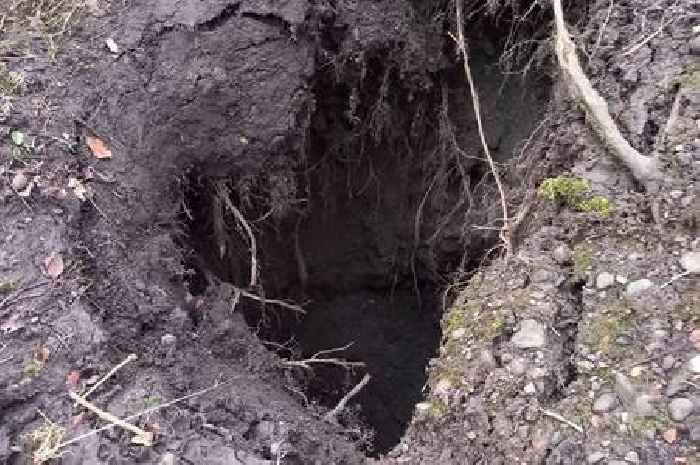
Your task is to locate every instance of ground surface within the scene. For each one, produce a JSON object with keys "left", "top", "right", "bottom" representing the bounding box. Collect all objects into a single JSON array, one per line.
[{"left": 0, "top": 0, "right": 698, "bottom": 464}]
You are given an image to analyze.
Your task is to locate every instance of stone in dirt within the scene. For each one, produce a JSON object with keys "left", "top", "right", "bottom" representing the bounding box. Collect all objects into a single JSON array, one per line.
[
  {"left": 668, "top": 398, "right": 694, "bottom": 422},
  {"left": 596, "top": 272, "right": 615, "bottom": 289},
  {"left": 592, "top": 392, "right": 618, "bottom": 413},
  {"left": 680, "top": 251, "right": 700, "bottom": 273},
  {"left": 511, "top": 319, "right": 547, "bottom": 348},
  {"left": 553, "top": 244, "right": 572, "bottom": 264},
  {"left": 625, "top": 279, "right": 654, "bottom": 296},
  {"left": 690, "top": 355, "right": 700, "bottom": 374}
]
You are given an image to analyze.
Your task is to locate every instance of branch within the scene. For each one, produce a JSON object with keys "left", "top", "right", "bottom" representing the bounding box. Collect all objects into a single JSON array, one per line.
[
  {"left": 551, "top": 0, "right": 662, "bottom": 192},
  {"left": 324, "top": 374, "right": 371, "bottom": 421}
]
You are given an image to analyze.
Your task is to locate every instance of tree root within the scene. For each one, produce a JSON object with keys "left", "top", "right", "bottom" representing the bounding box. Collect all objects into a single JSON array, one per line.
[{"left": 551, "top": 0, "right": 663, "bottom": 192}]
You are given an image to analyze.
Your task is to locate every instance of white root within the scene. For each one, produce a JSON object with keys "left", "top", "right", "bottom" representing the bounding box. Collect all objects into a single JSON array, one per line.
[
  {"left": 452, "top": 0, "right": 512, "bottom": 256},
  {"left": 324, "top": 374, "right": 372, "bottom": 422},
  {"left": 551, "top": 0, "right": 662, "bottom": 192}
]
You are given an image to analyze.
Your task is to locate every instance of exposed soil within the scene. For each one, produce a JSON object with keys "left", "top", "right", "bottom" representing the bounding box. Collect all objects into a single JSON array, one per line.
[{"left": 0, "top": 0, "right": 698, "bottom": 464}]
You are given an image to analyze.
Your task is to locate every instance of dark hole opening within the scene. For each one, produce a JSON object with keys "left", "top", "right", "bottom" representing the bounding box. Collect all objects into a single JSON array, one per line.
[{"left": 180, "top": 13, "right": 551, "bottom": 456}]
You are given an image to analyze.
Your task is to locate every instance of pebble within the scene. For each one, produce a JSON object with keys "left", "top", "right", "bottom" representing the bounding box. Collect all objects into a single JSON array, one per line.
[
  {"left": 553, "top": 244, "right": 572, "bottom": 264},
  {"left": 680, "top": 251, "right": 700, "bottom": 273},
  {"left": 666, "top": 372, "right": 689, "bottom": 397},
  {"left": 691, "top": 36, "right": 700, "bottom": 55},
  {"left": 662, "top": 355, "right": 676, "bottom": 370},
  {"left": 634, "top": 395, "right": 656, "bottom": 417},
  {"left": 587, "top": 452, "right": 606, "bottom": 464},
  {"left": 625, "top": 279, "right": 654, "bottom": 296},
  {"left": 690, "top": 355, "right": 700, "bottom": 374},
  {"left": 592, "top": 392, "right": 618, "bottom": 413},
  {"left": 512, "top": 319, "right": 547, "bottom": 348},
  {"left": 161, "top": 333, "right": 177, "bottom": 346},
  {"left": 625, "top": 451, "right": 639, "bottom": 464},
  {"left": 663, "top": 427, "right": 678, "bottom": 443},
  {"left": 616, "top": 275, "right": 628, "bottom": 284},
  {"left": 434, "top": 378, "right": 453, "bottom": 396},
  {"left": 596, "top": 272, "right": 615, "bottom": 289},
  {"left": 668, "top": 398, "right": 693, "bottom": 421},
  {"left": 11, "top": 172, "right": 28, "bottom": 191},
  {"left": 508, "top": 357, "right": 528, "bottom": 376},
  {"left": 159, "top": 453, "right": 175, "bottom": 465},
  {"left": 524, "top": 382, "right": 537, "bottom": 395}
]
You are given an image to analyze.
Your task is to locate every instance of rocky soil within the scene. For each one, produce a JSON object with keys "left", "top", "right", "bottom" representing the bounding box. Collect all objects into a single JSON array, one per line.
[{"left": 0, "top": 0, "right": 698, "bottom": 464}]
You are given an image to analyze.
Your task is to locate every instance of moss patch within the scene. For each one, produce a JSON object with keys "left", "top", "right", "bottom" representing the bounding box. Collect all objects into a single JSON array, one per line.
[
  {"left": 0, "top": 64, "right": 24, "bottom": 96},
  {"left": 582, "top": 299, "right": 633, "bottom": 358},
  {"left": 573, "top": 243, "right": 594, "bottom": 280},
  {"left": 537, "top": 176, "right": 613, "bottom": 216},
  {"left": 674, "top": 67, "right": 700, "bottom": 88}
]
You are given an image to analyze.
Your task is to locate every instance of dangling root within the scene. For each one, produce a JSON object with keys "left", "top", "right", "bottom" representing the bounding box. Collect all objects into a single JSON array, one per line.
[{"left": 551, "top": 0, "right": 663, "bottom": 192}]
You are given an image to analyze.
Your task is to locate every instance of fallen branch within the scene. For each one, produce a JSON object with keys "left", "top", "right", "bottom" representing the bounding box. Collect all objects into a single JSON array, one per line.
[
  {"left": 541, "top": 408, "right": 583, "bottom": 433},
  {"left": 81, "top": 353, "right": 137, "bottom": 400},
  {"left": 452, "top": 0, "right": 512, "bottom": 256},
  {"left": 69, "top": 391, "right": 153, "bottom": 446},
  {"left": 551, "top": 0, "right": 662, "bottom": 191},
  {"left": 324, "top": 374, "right": 371, "bottom": 422}
]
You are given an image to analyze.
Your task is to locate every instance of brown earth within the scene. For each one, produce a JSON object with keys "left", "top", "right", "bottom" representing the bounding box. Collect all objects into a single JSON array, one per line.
[{"left": 0, "top": 0, "right": 698, "bottom": 464}]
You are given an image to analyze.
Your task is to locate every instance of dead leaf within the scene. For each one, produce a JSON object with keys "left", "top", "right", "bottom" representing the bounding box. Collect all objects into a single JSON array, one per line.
[
  {"left": 34, "top": 345, "right": 50, "bottom": 363},
  {"left": 44, "top": 252, "right": 64, "bottom": 278},
  {"left": 66, "top": 370, "right": 80, "bottom": 387},
  {"left": 663, "top": 428, "right": 677, "bottom": 444},
  {"left": 86, "top": 135, "right": 112, "bottom": 159}
]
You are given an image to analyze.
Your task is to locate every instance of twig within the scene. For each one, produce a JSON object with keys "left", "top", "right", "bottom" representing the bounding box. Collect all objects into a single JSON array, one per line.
[
  {"left": 551, "top": 0, "right": 662, "bottom": 191},
  {"left": 81, "top": 353, "right": 137, "bottom": 400},
  {"left": 541, "top": 408, "right": 583, "bottom": 433},
  {"left": 69, "top": 391, "right": 153, "bottom": 445},
  {"left": 660, "top": 270, "right": 691, "bottom": 288},
  {"left": 230, "top": 285, "right": 306, "bottom": 314},
  {"left": 284, "top": 343, "right": 365, "bottom": 370},
  {"left": 451, "top": 0, "right": 512, "bottom": 256},
  {"left": 589, "top": 0, "right": 614, "bottom": 60},
  {"left": 57, "top": 381, "right": 227, "bottom": 450},
  {"left": 621, "top": 16, "right": 676, "bottom": 56},
  {"left": 216, "top": 182, "right": 258, "bottom": 288},
  {"left": 324, "top": 374, "right": 371, "bottom": 421}
]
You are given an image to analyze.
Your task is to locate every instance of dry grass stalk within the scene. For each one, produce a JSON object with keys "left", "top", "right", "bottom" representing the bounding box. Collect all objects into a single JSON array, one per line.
[{"left": 551, "top": 0, "right": 662, "bottom": 191}]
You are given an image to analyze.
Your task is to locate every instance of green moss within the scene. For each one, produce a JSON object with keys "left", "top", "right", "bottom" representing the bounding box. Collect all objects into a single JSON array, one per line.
[
  {"left": 476, "top": 315, "right": 504, "bottom": 340},
  {"left": 629, "top": 412, "right": 670, "bottom": 437},
  {"left": 674, "top": 68, "right": 700, "bottom": 88},
  {"left": 573, "top": 244, "right": 594, "bottom": 280},
  {"left": 428, "top": 399, "right": 448, "bottom": 418},
  {"left": 578, "top": 195, "right": 613, "bottom": 216},
  {"left": 22, "top": 359, "right": 42, "bottom": 378},
  {"left": 538, "top": 176, "right": 613, "bottom": 216},
  {"left": 143, "top": 394, "right": 161, "bottom": 408},
  {"left": 0, "top": 279, "right": 17, "bottom": 293},
  {"left": 0, "top": 64, "right": 23, "bottom": 96},
  {"left": 443, "top": 307, "right": 466, "bottom": 336},
  {"left": 583, "top": 299, "right": 633, "bottom": 357}
]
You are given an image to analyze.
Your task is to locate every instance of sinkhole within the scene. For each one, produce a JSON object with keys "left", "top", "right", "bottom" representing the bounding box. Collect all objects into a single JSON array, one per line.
[{"left": 180, "top": 16, "right": 550, "bottom": 456}]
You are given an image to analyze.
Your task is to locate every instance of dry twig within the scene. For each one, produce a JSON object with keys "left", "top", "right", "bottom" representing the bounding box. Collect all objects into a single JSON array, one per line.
[
  {"left": 551, "top": 0, "right": 662, "bottom": 191},
  {"left": 283, "top": 343, "right": 365, "bottom": 370},
  {"left": 541, "top": 408, "right": 583, "bottom": 433},
  {"left": 324, "top": 374, "right": 371, "bottom": 422},
  {"left": 81, "top": 353, "right": 137, "bottom": 400}
]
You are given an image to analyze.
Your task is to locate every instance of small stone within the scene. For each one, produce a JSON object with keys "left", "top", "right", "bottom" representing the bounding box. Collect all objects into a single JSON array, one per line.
[
  {"left": 587, "top": 452, "right": 606, "bottom": 464},
  {"left": 508, "top": 357, "right": 528, "bottom": 376},
  {"left": 690, "top": 355, "right": 700, "bottom": 374},
  {"left": 512, "top": 319, "right": 547, "bottom": 348},
  {"left": 662, "top": 355, "right": 676, "bottom": 370},
  {"left": 691, "top": 36, "right": 700, "bottom": 55},
  {"left": 680, "top": 251, "right": 700, "bottom": 273},
  {"left": 690, "top": 329, "right": 700, "bottom": 350},
  {"left": 634, "top": 395, "right": 656, "bottom": 417},
  {"left": 625, "top": 451, "right": 639, "bottom": 464},
  {"left": 532, "top": 269, "right": 554, "bottom": 283},
  {"left": 434, "top": 378, "right": 453, "bottom": 396},
  {"left": 666, "top": 372, "right": 689, "bottom": 397},
  {"left": 11, "top": 172, "right": 28, "bottom": 191},
  {"left": 105, "top": 37, "right": 120, "bottom": 54},
  {"left": 159, "top": 453, "right": 175, "bottom": 465},
  {"left": 451, "top": 328, "right": 466, "bottom": 339},
  {"left": 553, "top": 244, "right": 572, "bottom": 264},
  {"left": 415, "top": 402, "right": 431, "bottom": 413},
  {"left": 593, "top": 392, "right": 618, "bottom": 413},
  {"left": 625, "top": 279, "right": 654, "bottom": 296},
  {"left": 524, "top": 382, "right": 537, "bottom": 395},
  {"left": 161, "top": 333, "right": 176, "bottom": 346},
  {"left": 616, "top": 275, "right": 628, "bottom": 284},
  {"left": 662, "top": 428, "right": 677, "bottom": 443},
  {"left": 669, "top": 190, "right": 684, "bottom": 199},
  {"left": 630, "top": 366, "right": 644, "bottom": 377},
  {"left": 596, "top": 272, "right": 616, "bottom": 289},
  {"left": 668, "top": 398, "right": 693, "bottom": 422}
]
